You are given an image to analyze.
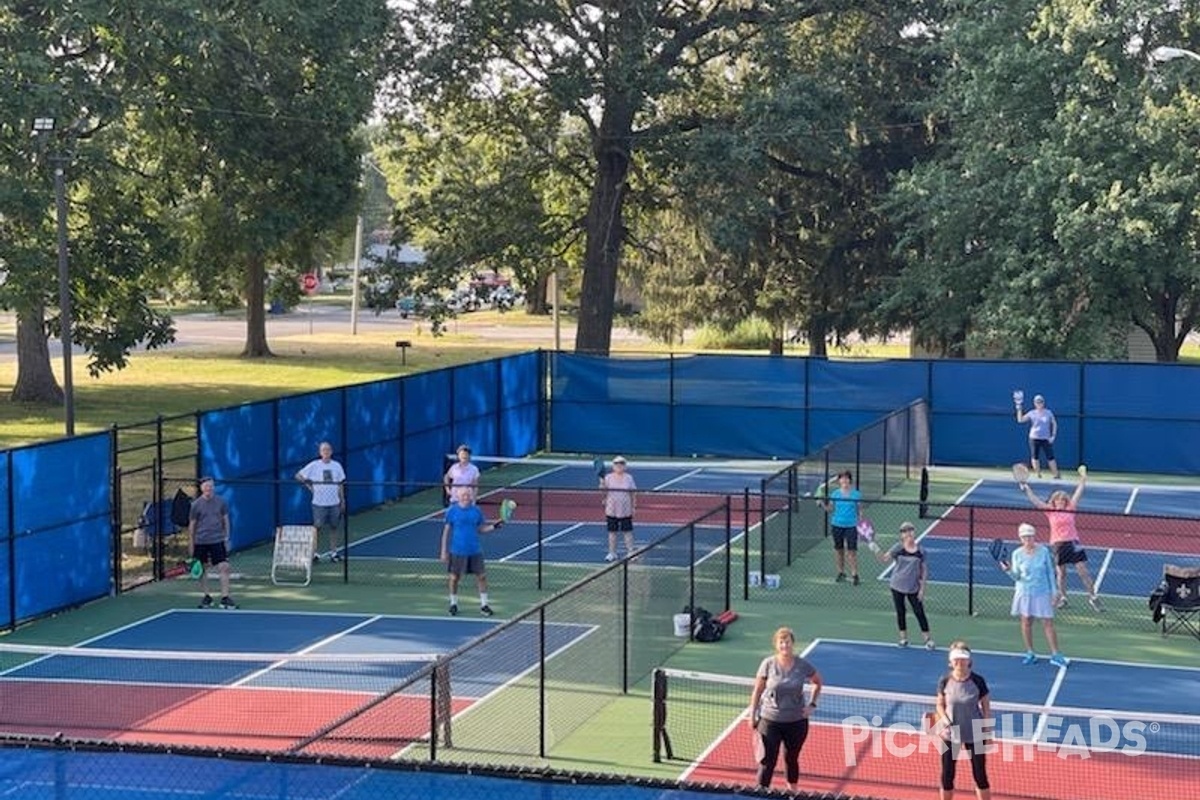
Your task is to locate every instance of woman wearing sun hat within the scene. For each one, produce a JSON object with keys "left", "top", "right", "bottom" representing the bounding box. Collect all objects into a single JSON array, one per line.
[
  {"left": 933, "top": 641, "right": 992, "bottom": 800},
  {"left": 1005, "top": 522, "right": 1068, "bottom": 667}
]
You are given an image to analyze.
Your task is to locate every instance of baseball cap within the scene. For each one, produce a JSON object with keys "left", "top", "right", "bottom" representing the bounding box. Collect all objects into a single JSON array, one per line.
[
  {"left": 1033, "top": 394, "right": 1045, "bottom": 403},
  {"left": 612, "top": 455, "right": 627, "bottom": 464},
  {"left": 1018, "top": 523, "right": 1037, "bottom": 538}
]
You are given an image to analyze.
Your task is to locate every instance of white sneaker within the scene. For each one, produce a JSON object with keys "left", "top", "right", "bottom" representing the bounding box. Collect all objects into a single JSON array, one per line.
[
  {"left": 604, "top": 552, "right": 617, "bottom": 562},
  {"left": 1055, "top": 595, "right": 1069, "bottom": 609}
]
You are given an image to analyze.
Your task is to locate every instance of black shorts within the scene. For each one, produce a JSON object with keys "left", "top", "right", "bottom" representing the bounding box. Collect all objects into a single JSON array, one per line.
[
  {"left": 831, "top": 525, "right": 858, "bottom": 551},
  {"left": 193, "top": 542, "right": 228, "bottom": 566},
  {"left": 1053, "top": 540, "right": 1088, "bottom": 565},
  {"left": 606, "top": 516, "right": 633, "bottom": 533},
  {"left": 1030, "top": 439, "right": 1056, "bottom": 462},
  {"left": 448, "top": 553, "right": 486, "bottom": 576}
]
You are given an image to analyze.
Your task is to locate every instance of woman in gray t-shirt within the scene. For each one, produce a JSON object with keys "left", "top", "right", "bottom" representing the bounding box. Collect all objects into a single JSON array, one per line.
[
  {"left": 934, "top": 642, "right": 992, "bottom": 799},
  {"left": 747, "top": 627, "right": 823, "bottom": 792},
  {"left": 874, "top": 522, "right": 934, "bottom": 649}
]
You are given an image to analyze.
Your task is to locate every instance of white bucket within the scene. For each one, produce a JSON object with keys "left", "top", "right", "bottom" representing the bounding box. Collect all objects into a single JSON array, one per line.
[
  {"left": 748, "top": 571, "right": 762, "bottom": 587},
  {"left": 764, "top": 574, "right": 781, "bottom": 589},
  {"left": 673, "top": 613, "right": 692, "bottom": 637}
]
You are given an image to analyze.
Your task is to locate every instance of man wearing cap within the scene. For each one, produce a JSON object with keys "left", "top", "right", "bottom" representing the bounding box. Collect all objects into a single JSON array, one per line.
[
  {"left": 188, "top": 477, "right": 237, "bottom": 609},
  {"left": 600, "top": 456, "right": 637, "bottom": 561},
  {"left": 444, "top": 445, "right": 480, "bottom": 504},
  {"left": 1005, "top": 523, "right": 1067, "bottom": 667},
  {"left": 1015, "top": 393, "right": 1060, "bottom": 479}
]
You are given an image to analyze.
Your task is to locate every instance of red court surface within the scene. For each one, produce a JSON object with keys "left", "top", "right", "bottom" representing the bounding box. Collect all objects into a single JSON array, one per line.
[
  {"left": 685, "top": 724, "right": 1194, "bottom": 800},
  {"left": 929, "top": 506, "right": 1200, "bottom": 555},
  {"left": 0, "top": 682, "right": 472, "bottom": 757}
]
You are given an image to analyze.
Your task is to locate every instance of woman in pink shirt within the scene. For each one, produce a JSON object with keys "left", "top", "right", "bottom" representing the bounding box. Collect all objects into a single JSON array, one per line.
[{"left": 1019, "top": 471, "right": 1102, "bottom": 612}]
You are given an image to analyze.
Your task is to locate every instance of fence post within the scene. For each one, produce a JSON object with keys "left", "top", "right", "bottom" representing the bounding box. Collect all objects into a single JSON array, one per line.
[
  {"left": 536, "top": 486, "right": 545, "bottom": 591},
  {"left": 967, "top": 506, "right": 976, "bottom": 616},
  {"left": 742, "top": 487, "right": 751, "bottom": 601},
  {"left": 110, "top": 425, "right": 121, "bottom": 594}
]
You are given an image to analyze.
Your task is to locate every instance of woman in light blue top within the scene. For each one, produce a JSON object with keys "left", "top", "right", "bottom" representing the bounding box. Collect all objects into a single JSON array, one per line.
[
  {"left": 1004, "top": 523, "right": 1067, "bottom": 667},
  {"left": 819, "top": 470, "right": 862, "bottom": 585}
]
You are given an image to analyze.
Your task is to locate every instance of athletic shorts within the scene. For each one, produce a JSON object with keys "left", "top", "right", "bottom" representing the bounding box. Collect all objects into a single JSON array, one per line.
[
  {"left": 606, "top": 516, "right": 633, "bottom": 533},
  {"left": 1052, "top": 540, "right": 1087, "bottom": 565},
  {"left": 193, "top": 542, "right": 229, "bottom": 566},
  {"left": 448, "top": 553, "right": 485, "bottom": 576},
  {"left": 831, "top": 525, "right": 858, "bottom": 551},
  {"left": 312, "top": 504, "right": 342, "bottom": 530},
  {"left": 1030, "top": 439, "right": 1056, "bottom": 462}
]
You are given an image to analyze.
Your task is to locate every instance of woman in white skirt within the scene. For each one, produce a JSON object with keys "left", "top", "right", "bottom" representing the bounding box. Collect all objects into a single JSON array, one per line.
[{"left": 1004, "top": 523, "right": 1068, "bottom": 668}]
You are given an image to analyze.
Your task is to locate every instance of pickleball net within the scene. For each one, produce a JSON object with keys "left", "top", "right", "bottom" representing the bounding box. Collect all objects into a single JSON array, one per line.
[
  {"left": 463, "top": 454, "right": 794, "bottom": 527},
  {"left": 0, "top": 643, "right": 452, "bottom": 759},
  {"left": 652, "top": 668, "right": 1199, "bottom": 800}
]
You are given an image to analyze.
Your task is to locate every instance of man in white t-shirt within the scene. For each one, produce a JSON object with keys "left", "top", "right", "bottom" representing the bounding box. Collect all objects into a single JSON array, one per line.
[
  {"left": 444, "top": 444, "right": 480, "bottom": 504},
  {"left": 295, "top": 442, "right": 346, "bottom": 562},
  {"left": 601, "top": 456, "right": 637, "bottom": 561}
]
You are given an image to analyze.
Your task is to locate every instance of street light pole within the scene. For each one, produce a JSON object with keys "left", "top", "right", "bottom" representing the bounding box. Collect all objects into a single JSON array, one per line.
[
  {"left": 1151, "top": 46, "right": 1200, "bottom": 64},
  {"left": 33, "top": 117, "right": 74, "bottom": 436},
  {"left": 53, "top": 157, "right": 75, "bottom": 436}
]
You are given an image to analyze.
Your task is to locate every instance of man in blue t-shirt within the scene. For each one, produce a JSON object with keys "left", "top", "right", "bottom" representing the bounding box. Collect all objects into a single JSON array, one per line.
[
  {"left": 819, "top": 470, "right": 862, "bottom": 585},
  {"left": 440, "top": 489, "right": 503, "bottom": 617}
]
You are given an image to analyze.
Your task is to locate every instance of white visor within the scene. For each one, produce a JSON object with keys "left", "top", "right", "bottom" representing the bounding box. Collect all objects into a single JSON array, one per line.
[{"left": 949, "top": 648, "right": 972, "bottom": 661}]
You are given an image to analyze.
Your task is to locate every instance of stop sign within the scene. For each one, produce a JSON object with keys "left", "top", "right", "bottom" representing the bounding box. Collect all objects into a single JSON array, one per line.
[{"left": 301, "top": 273, "right": 319, "bottom": 294}]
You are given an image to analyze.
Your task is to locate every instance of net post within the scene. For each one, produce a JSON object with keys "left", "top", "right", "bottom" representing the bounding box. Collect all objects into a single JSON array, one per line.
[
  {"left": 430, "top": 659, "right": 453, "bottom": 758},
  {"left": 967, "top": 506, "right": 976, "bottom": 616},
  {"left": 724, "top": 497, "right": 732, "bottom": 613},
  {"left": 536, "top": 486, "right": 544, "bottom": 591},
  {"left": 652, "top": 668, "right": 674, "bottom": 762},
  {"left": 742, "top": 487, "right": 751, "bottom": 601}
]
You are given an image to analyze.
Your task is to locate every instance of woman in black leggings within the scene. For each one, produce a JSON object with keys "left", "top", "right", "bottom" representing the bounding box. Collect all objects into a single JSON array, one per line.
[
  {"left": 873, "top": 522, "right": 934, "bottom": 648},
  {"left": 935, "top": 641, "right": 992, "bottom": 799}
]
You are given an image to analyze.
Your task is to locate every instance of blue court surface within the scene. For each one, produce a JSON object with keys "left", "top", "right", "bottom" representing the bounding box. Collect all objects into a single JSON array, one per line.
[
  {"left": 0, "top": 748, "right": 728, "bottom": 800},
  {"left": 0, "top": 610, "right": 592, "bottom": 700},
  {"left": 349, "top": 518, "right": 734, "bottom": 568},
  {"left": 960, "top": 478, "right": 1200, "bottom": 518},
  {"left": 884, "top": 534, "right": 1199, "bottom": 600},
  {"left": 800, "top": 639, "right": 1200, "bottom": 755}
]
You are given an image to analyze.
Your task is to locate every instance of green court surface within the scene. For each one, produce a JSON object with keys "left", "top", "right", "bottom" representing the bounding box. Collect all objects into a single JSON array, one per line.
[{"left": 2, "top": 466, "right": 1196, "bottom": 783}]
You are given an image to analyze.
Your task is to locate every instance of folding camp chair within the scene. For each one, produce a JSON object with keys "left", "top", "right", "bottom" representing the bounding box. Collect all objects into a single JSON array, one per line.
[
  {"left": 1160, "top": 564, "right": 1200, "bottom": 641},
  {"left": 271, "top": 525, "right": 315, "bottom": 586}
]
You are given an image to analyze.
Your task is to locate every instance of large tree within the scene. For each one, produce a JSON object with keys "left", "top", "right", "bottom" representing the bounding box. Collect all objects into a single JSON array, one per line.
[
  {"left": 1, "top": 3, "right": 179, "bottom": 405},
  {"left": 889, "top": 0, "right": 1200, "bottom": 361},
  {"left": 390, "top": 0, "right": 848, "bottom": 354},
  {"left": 152, "top": 0, "right": 388, "bottom": 356}
]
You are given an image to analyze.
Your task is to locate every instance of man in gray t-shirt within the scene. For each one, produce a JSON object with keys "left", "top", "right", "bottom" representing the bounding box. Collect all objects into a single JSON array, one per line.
[{"left": 187, "top": 478, "right": 237, "bottom": 610}]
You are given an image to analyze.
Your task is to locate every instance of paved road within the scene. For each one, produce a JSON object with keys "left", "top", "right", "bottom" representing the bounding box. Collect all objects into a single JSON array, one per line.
[{"left": 0, "top": 303, "right": 652, "bottom": 363}]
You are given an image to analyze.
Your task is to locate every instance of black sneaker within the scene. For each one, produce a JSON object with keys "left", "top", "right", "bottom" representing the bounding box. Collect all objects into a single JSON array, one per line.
[
  {"left": 199, "top": 594, "right": 213, "bottom": 609},
  {"left": 220, "top": 596, "right": 238, "bottom": 609},
  {"left": 835, "top": 573, "right": 846, "bottom": 583},
  {"left": 312, "top": 553, "right": 321, "bottom": 564},
  {"left": 480, "top": 605, "right": 494, "bottom": 617},
  {"left": 330, "top": 552, "right": 342, "bottom": 563},
  {"left": 852, "top": 575, "right": 860, "bottom": 586},
  {"left": 449, "top": 603, "right": 458, "bottom": 616}
]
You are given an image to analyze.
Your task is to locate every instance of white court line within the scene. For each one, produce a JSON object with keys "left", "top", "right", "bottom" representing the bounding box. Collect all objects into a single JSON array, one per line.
[
  {"left": 877, "top": 481, "right": 984, "bottom": 583},
  {"left": 1091, "top": 548, "right": 1115, "bottom": 594},
  {"left": 1031, "top": 661, "right": 1070, "bottom": 743},
  {"left": 498, "top": 522, "right": 585, "bottom": 562},
  {"left": 1123, "top": 486, "right": 1139, "bottom": 515},
  {"left": 652, "top": 468, "right": 706, "bottom": 491},
  {"left": 229, "top": 615, "right": 384, "bottom": 688}
]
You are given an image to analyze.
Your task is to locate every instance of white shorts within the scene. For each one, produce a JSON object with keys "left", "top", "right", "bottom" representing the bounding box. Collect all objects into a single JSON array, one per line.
[{"left": 1012, "top": 592, "right": 1055, "bottom": 619}]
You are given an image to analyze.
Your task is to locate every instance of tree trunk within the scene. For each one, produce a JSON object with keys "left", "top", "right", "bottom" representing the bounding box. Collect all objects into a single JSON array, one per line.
[
  {"left": 575, "top": 102, "right": 635, "bottom": 355},
  {"left": 241, "top": 253, "right": 273, "bottom": 357},
  {"left": 806, "top": 317, "right": 828, "bottom": 357},
  {"left": 525, "top": 269, "right": 550, "bottom": 315},
  {"left": 10, "top": 304, "right": 64, "bottom": 404}
]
